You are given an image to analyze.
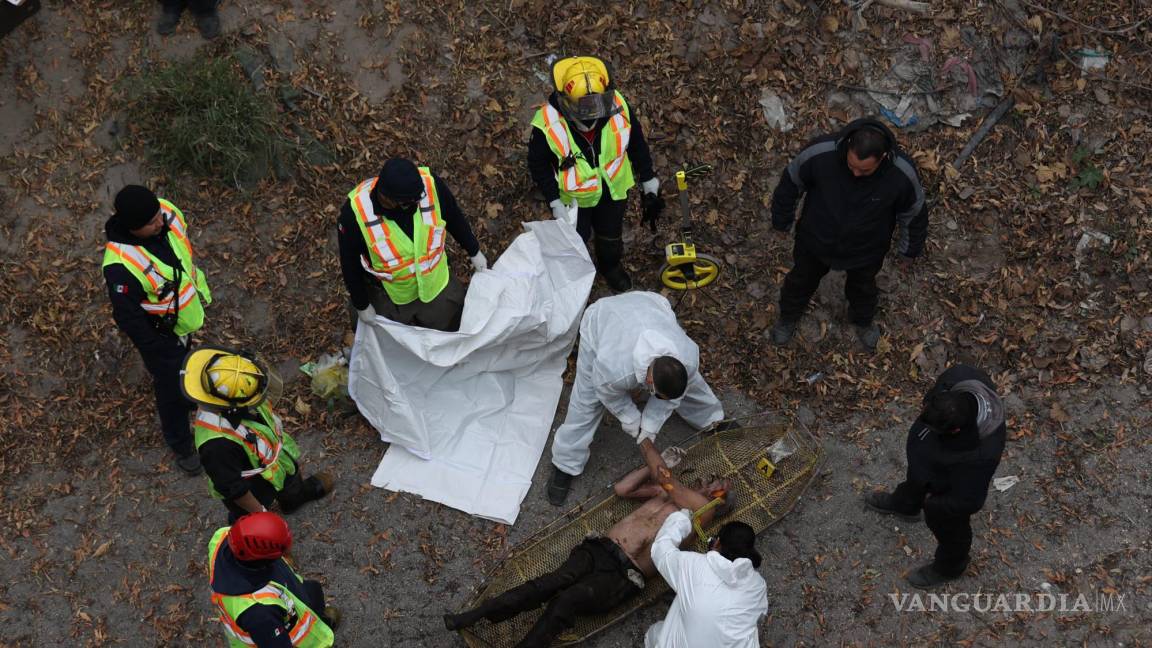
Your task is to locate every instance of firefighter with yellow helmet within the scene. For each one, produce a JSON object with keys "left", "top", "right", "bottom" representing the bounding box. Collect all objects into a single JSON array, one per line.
[
  {"left": 182, "top": 346, "right": 333, "bottom": 521},
  {"left": 528, "top": 56, "right": 664, "bottom": 292}
]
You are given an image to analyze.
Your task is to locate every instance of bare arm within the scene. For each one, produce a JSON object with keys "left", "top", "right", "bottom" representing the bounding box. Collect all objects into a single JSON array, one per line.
[
  {"left": 638, "top": 440, "right": 711, "bottom": 511},
  {"left": 613, "top": 464, "right": 663, "bottom": 500}
]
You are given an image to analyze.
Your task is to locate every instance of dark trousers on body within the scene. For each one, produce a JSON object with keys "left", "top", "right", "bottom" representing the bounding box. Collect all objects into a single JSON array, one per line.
[
  {"left": 469, "top": 538, "right": 641, "bottom": 648},
  {"left": 574, "top": 196, "right": 627, "bottom": 274},
  {"left": 142, "top": 342, "right": 196, "bottom": 457},
  {"left": 890, "top": 481, "right": 974, "bottom": 577},
  {"left": 160, "top": 0, "right": 218, "bottom": 15},
  {"left": 779, "top": 241, "right": 884, "bottom": 326}
]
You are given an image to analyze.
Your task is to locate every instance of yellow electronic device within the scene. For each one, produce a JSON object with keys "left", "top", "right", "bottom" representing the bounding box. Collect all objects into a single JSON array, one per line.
[{"left": 665, "top": 241, "right": 697, "bottom": 266}]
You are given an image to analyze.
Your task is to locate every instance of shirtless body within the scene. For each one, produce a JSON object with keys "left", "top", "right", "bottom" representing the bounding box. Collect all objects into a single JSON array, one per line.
[
  {"left": 445, "top": 439, "right": 728, "bottom": 648},
  {"left": 607, "top": 440, "right": 726, "bottom": 578}
]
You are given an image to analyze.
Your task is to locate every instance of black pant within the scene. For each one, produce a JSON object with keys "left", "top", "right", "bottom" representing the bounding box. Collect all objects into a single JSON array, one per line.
[
  {"left": 160, "top": 0, "right": 217, "bottom": 15},
  {"left": 575, "top": 196, "right": 627, "bottom": 273},
  {"left": 471, "top": 538, "right": 641, "bottom": 648},
  {"left": 890, "top": 481, "right": 973, "bottom": 577},
  {"left": 142, "top": 343, "right": 196, "bottom": 457},
  {"left": 223, "top": 466, "right": 323, "bottom": 522},
  {"left": 778, "top": 241, "right": 883, "bottom": 326}
]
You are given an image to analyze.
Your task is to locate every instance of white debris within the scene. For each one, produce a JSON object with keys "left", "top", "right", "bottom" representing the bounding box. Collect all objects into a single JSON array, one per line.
[
  {"left": 993, "top": 475, "right": 1020, "bottom": 492},
  {"left": 758, "top": 88, "right": 793, "bottom": 132}
]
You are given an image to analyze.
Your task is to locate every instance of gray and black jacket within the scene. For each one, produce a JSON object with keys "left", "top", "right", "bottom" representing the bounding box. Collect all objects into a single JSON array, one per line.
[
  {"left": 770, "top": 118, "right": 929, "bottom": 269},
  {"left": 908, "top": 364, "right": 1007, "bottom": 517}
]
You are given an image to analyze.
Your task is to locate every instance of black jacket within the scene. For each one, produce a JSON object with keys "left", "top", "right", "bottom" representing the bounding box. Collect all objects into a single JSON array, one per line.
[
  {"left": 210, "top": 539, "right": 321, "bottom": 648},
  {"left": 770, "top": 118, "right": 929, "bottom": 269},
  {"left": 198, "top": 407, "right": 292, "bottom": 510},
  {"left": 906, "top": 364, "right": 1007, "bottom": 517},
  {"left": 103, "top": 217, "right": 188, "bottom": 367},
  {"left": 337, "top": 173, "right": 480, "bottom": 311},
  {"left": 526, "top": 92, "right": 656, "bottom": 204}
]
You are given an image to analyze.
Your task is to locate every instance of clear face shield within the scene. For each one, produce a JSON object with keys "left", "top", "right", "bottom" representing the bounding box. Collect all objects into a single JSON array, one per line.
[
  {"left": 262, "top": 363, "right": 284, "bottom": 409},
  {"left": 557, "top": 91, "right": 620, "bottom": 123}
]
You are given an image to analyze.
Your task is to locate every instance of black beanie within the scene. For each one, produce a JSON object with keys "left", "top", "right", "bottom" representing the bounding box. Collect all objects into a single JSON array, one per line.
[
  {"left": 113, "top": 185, "right": 161, "bottom": 231},
  {"left": 718, "top": 521, "right": 762, "bottom": 569},
  {"left": 376, "top": 158, "right": 424, "bottom": 202}
]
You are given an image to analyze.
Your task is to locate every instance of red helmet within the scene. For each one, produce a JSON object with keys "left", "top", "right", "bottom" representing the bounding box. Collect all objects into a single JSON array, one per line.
[{"left": 228, "top": 512, "right": 292, "bottom": 561}]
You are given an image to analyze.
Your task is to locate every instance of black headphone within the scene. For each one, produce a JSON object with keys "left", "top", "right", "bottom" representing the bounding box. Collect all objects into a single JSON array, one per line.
[{"left": 848, "top": 120, "right": 896, "bottom": 159}]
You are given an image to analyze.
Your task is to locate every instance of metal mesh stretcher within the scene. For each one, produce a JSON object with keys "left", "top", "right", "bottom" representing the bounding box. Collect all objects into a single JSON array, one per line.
[{"left": 460, "top": 420, "right": 823, "bottom": 647}]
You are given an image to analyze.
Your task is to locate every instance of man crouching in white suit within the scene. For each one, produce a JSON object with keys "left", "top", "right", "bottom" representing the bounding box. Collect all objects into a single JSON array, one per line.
[
  {"left": 646, "top": 513, "right": 769, "bottom": 647},
  {"left": 547, "top": 291, "right": 727, "bottom": 506}
]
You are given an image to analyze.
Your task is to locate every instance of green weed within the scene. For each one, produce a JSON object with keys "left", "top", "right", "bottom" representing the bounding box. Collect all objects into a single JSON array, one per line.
[{"left": 123, "top": 55, "right": 294, "bottom": 186}]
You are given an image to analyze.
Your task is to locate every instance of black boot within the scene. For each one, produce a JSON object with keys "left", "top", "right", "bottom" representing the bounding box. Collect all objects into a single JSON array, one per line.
[
  {"left": 546, "top": 468, "right": 574, "bottom": 507},
  {"left": 906, "top": 559, "right": 969, "bottom": 589},
  {"left": 444, "top": 607, "right": 488, "bottom": 632},
  {"left": 156, "top": 7, "right": 182, "bottom": 35},
  {"left": 594, "top": 235, "right": 631, "bottom": 293},
  {"left": 602, "top": 265, "right": 632, "bottom": 293},
  {"left": 863, "top": 491, "right": 922, "bottom": 522},
  {"left": 194, "top": 10, "right": 221, "bottom": 39}
]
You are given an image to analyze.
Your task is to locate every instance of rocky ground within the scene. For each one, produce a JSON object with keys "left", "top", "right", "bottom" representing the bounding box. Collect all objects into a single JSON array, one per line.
[{"left": 0, "top": 0, "right": 1149, "bottom": 646}]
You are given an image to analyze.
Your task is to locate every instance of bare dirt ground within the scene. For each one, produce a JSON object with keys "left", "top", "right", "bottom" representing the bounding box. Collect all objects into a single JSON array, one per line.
[{"left": 1, "top": 0, "right": 1149, "bottom": 646}]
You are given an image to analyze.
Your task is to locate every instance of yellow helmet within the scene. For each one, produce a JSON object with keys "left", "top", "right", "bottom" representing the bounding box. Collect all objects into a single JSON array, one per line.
[
  {"left": 551, "top": 56, "right": 620, "bottom": 122},
  {"left": 182, "top": 346, "right": 269, "bottom": 409},
  {"left": 553, "top": 56, "right": 610, "bottom": 99}
]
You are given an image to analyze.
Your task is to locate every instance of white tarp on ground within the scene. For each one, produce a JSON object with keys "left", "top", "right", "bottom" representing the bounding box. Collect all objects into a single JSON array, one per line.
[{"left": 348, "top": 220, "right": 594, "bottom": 525}]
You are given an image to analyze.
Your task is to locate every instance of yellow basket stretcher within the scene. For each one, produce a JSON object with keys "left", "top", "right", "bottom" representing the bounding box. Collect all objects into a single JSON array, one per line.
[{"left": 460, "top": 420, "right": 824, "bottom": 647}]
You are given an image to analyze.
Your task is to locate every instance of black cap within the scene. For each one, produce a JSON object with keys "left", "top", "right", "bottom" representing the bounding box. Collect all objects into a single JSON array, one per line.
[
  {"left": 113, "top": 185, "right": 161, "bottom": 231},
  {"left": 376, "top": 158, "right": 424, "bottom": 202},
  {"left": 718, "top": 521, "right": 762, "bottom": 568}
]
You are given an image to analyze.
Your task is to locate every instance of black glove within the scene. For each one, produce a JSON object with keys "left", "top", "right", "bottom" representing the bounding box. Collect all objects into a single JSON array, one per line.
[{"left": 640, "top": 192, "right": 665, "bottom": 232}]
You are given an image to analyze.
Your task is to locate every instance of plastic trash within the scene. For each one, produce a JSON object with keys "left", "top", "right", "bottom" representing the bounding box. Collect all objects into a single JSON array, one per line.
[
  {"left": 993, "top": 475, "right": 1019, "bottom": 492},
  {"left": 768, "top": 435, "right": 797, "bottom": 464},
  {"left": 661, "top": 446, "right": 687, "bottom": 469},
  {"left": 1076, "top": 49, "right": 1110, "bottom": 73},
  {"left": 804, "top": 371, "right": 824, "bottom": 384},
  {"left": 758, "top": 88, "right": 793, "bottom": 132},
  {"left": 300, "top": 352, "right": 349, "bottom": 400}
]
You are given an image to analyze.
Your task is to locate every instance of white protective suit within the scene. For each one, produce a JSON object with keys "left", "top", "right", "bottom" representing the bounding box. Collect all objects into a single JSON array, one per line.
[
  {"left": 645, "top": 510, "right": 769, "bottom": 648},
  {"left": 550, "top": 292, "right": 724, "bottom": 476}
]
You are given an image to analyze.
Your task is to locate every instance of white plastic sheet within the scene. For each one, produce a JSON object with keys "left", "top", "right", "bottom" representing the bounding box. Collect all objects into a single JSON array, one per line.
[{"left": 348, "top": 220, "right": 594, "bottom": 524}]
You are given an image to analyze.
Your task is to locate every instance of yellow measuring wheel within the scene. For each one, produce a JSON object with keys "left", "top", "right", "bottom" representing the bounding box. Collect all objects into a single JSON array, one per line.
[
  {"left": 660, "top": 247, "right": 722, "bottom": 290},
  {"left": 658, "top": 165, "right": 724, "bottom": 303}
]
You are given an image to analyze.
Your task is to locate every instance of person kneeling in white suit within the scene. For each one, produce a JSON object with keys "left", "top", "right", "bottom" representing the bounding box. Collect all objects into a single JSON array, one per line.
[
  {"left": 547, "top": 291, "right": 727, "bottom": 506},
  {"left": 646, "top": 512, "right": 769, "bottom": 648}
]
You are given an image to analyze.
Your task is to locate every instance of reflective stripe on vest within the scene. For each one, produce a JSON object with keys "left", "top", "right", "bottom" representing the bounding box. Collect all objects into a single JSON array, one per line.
[
  {"left": 102, "top": 199, "right": 210, "bottom": 335},
  {"left": 212, "top": 584, "right": 320, "bottom": 646},
  {"left": 347, "top": 168, "right": 449, "bottom": 305},
  {"left": 531, "top": 91, "right": 634, "bottom": 207},
  {"left": 195, "top": 410, "right": 282, "bottom": 478},
  {"left": 602, "top": 94, "right": 632, "bottom": 179},
  {"left": 539, "top": 104, "right": 599, "bottom": 196},
  {"left": 207, "top": 529, "right": 329, "bottom": 647}
]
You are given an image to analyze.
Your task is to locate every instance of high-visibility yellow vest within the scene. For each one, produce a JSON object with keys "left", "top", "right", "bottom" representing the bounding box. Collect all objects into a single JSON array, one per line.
[
  {"left": 530, "top": 91, "right": 636, "bottom": 207},
  {"left": 101, "top": 199, "right": 212, "bottom": 336},
  {"left": 348, "top": 167, "right": 449, "bottom": 306},
  {"left": 193, "top": 403, "right": 300, "bottom": 499},
  {"left": 207, "top": 527, "right": 334, "bottom": 647}
]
